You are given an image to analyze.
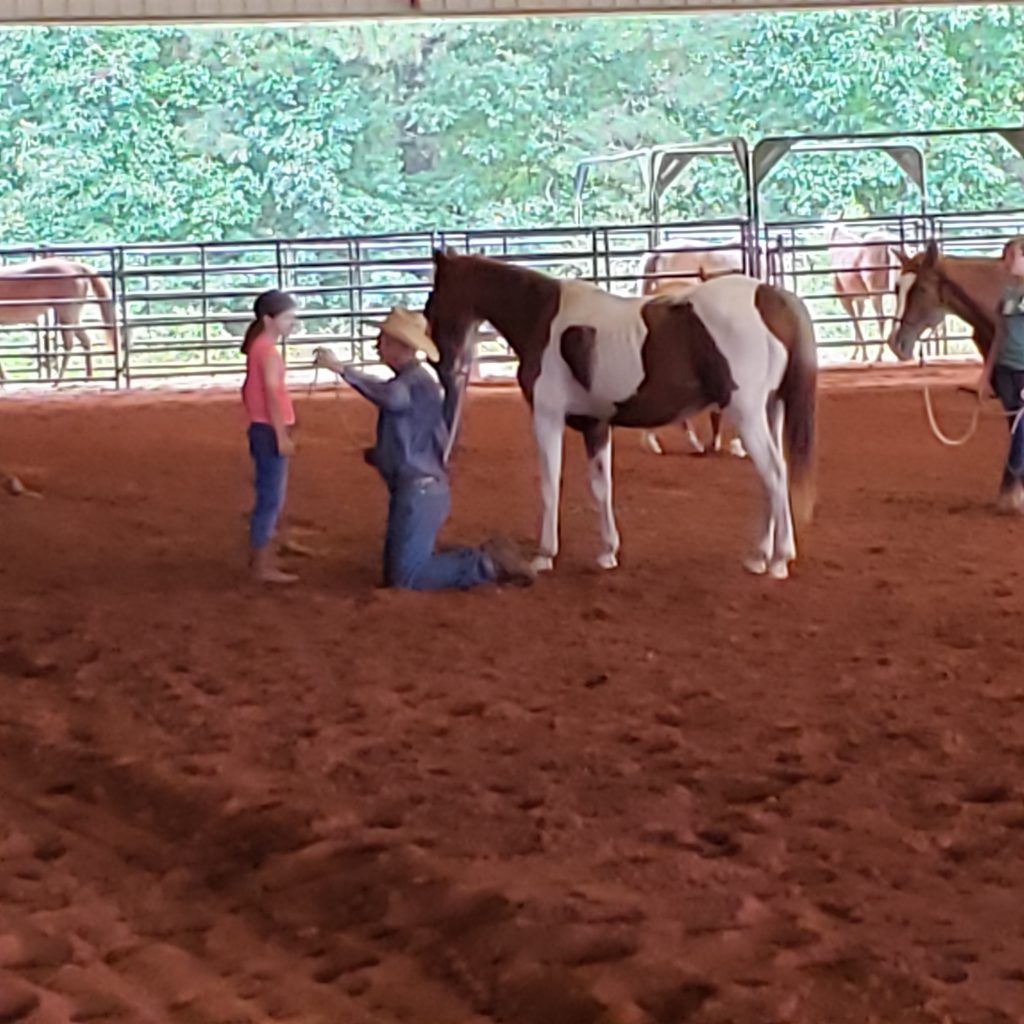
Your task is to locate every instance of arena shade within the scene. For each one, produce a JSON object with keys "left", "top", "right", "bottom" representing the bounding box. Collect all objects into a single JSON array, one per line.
[{"left": 0, "top": 0, "right": 1002, "bottom": 26}]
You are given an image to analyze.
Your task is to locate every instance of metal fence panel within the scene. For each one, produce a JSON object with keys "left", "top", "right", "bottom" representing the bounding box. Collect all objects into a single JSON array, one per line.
[{"left": 2, "top": 211, "right": 1023, "bottom": 390}]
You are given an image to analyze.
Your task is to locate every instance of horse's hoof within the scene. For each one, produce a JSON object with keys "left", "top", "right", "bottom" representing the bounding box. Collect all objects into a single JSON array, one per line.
[
  {"left": 768, "top": 560, "right": 791, "bottom": 581},
  {"left": 531, "top": 555, "right": 555, "bottom": 573},
  {"left": 596, "top": 552, "right": 619, "bottom": 571},
  {"left": 728, "top": 439, "right": 747, "bottom": 459},
  {"left": 743, "top": 556, "right": 769, "bottom": 576}
]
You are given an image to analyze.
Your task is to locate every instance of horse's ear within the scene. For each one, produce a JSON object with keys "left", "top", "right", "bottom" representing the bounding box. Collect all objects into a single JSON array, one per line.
[
  {"left": 432, "top": 249, "right": 447, "bottom": 267},
  {"left": 892, "top": 247, "right": 910, "bottom": 268},
  {"left": 923, "top": 240, "right": 939, "bottom": 267}
]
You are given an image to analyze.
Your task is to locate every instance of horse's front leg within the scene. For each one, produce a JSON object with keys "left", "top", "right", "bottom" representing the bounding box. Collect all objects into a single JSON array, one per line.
[
  {"left": 583, "top": 421, "right": 619, "bottom": 570},
  {"left": 532, "top": 410, "right": 565, "bottom": 573}
]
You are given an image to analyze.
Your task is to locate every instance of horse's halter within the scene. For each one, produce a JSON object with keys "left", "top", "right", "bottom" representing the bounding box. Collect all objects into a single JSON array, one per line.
[{"left": 892, "top": 260, "right": 991, "bottom": 345}]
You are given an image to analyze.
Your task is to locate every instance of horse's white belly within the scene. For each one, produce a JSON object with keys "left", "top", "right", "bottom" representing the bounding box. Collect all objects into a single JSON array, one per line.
[
  {"left": 0, "top": 305, "right": 46, "bottom": 326},
  {"left": 536, "top": 335, "right": 646, "bottom": 417}
]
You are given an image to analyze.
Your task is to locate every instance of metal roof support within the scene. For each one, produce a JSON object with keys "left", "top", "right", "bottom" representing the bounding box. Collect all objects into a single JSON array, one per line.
[{"left": 571, "top": 136, "right": 752, "bottom": 230}]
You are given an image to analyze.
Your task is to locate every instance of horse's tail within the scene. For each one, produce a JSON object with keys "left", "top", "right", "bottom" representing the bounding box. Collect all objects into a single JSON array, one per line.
[
  {"left": 778, "top": 291, "right": 818, "bottom": 526},
  {"left": 82, "top": 265, "right": 118, "bottom": 349}
]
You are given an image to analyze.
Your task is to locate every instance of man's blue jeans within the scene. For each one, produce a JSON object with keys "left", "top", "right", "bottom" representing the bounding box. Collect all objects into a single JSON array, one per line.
[
  {"left": 249, "top": 423, "right": 289, "bottom": 550},
  {"left": 992, "top": 365, "right": 1024, "bottom": 492},
  {"left": 384, "top": 478, "right": 494, "bottom": 591}
]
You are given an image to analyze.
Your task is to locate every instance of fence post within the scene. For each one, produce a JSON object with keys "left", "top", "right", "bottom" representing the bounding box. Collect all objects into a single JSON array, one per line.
[
  {"left": 117, "top": 247, "right": 131, "bottom": 389},
  {"left": 275, "top": 241, "right": 288, "bottom": 365}
]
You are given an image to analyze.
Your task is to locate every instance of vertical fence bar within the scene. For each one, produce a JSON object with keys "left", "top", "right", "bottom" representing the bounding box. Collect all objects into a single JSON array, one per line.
[
  {"left": 119, "top": 248, "right": 132, "bottom": 389},
  {"left": 200, "top": 244, "right": 210, "bottom": 371},
  {"left": 108, "top": 247, "right": 122, "bottom": 390},
  {"left": 353, "top": 237, "right": 365, "bottom": 365}
]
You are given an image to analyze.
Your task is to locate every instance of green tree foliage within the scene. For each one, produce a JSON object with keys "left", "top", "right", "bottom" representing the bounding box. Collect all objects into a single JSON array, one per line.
[{"left": 0, "top": 7, "right": 1023, "bottom": 244}]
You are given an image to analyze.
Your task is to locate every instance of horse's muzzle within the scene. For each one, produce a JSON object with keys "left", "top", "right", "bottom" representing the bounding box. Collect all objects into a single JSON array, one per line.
[{"left": 887, "top": 328, "right": 916, "bottom": 363}]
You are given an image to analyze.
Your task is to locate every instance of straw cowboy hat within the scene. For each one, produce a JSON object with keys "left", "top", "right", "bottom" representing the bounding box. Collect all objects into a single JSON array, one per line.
[{"left": 362, "top": 307, "right": 440, "bottom": 363}]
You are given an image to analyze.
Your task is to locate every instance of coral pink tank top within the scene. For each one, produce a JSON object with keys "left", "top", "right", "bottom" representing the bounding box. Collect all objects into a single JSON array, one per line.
[{"left": 242, "top": 335, "right": 295, "bottom": 426}]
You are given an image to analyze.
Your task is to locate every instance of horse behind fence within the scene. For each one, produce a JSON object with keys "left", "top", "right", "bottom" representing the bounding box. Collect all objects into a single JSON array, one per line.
[{"left": 0, "top": 258, "right": 117, "bottom": 384}]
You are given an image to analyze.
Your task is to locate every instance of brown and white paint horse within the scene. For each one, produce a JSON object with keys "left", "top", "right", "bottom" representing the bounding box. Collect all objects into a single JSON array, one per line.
[
  {"left": 0, "top": 258, "right": 117, "bottom": 384},
  {"left": 826, "top": 223, "right": 900, "bottom": 363},
  {"left": 637, "top": 239, "right": 746, "bottom": 457},
  {"left": 889, "top": 240, "right": 1006, "bottom": 362},
  {"left": 427, "top": 250, "right": 817, "bottom": 580}
]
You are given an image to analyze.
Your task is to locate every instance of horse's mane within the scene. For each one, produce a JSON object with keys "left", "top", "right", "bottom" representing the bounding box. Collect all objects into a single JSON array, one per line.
[{"left": 450, "top": 252, "right": 553, "bottom": 287}]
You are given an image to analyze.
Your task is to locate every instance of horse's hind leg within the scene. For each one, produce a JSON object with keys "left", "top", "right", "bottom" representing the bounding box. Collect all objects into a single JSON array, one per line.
[
  {"left": 706, "top": 409, "right": 746, "bottom": 458},
  {"left": 54, "top": 305, "right": 85, "bottom": 385},
  {"left": 767, "top": 398, "right": 796, "bottom": 569},
  {"left": 55, "top": 326, "right": 77, "bottom": 385},
  {"left": 839, "top": 293, "right": 867, "bottom": 360},
  {"left": 583, "top": 422, "right": 620, "bottom": 570},
  {"left": 709, "top": 411, "right": 723, "bottom": 453},
  {"left": 735, "top": 400, "right": 793, "bottom": 580},
  {"left": 75, "top": 328, "right": 94, "bottom": 379},
  {"left": 870, "top": 291, "right": 887, "bottom": 363},
  {"left": 682, "top": 419, "right": 704, "bottom": 453}
]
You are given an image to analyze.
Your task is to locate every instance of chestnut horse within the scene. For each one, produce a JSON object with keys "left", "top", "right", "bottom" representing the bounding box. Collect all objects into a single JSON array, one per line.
[
  {"left": 826, "top": 223, "right": 900, "bottom": 363},
  {"left": 889, "top": 241, "right": 1006, "bottom": 361},
  {"left": 637, "top": 239, "right": 746, "bottom": 457},
  {"left": 427, "top": 250, "right": 817, "bottom": 580},
  {"left": 0, "top": 258, "right": 117, "bottom": 384}
]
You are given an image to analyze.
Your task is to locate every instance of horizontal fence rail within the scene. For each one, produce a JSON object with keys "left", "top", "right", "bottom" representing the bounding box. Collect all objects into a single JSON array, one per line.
[{"left": 1, "top": 211, "right": 1022, "bottom": 391}]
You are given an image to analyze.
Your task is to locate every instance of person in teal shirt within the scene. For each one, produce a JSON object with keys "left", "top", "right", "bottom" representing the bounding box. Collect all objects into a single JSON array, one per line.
[{"left": 979, "top": 236, "right": 1024, "bottom": 513}]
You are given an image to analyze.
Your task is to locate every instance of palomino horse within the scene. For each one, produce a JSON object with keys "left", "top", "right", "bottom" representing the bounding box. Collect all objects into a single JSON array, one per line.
[
  {"left": 826, "top": 223, "right": 900, "bottom": 362},
  {"left": 0, "top": 259, "right": 117, "bottom": 384},
  {"left": 426, "top": 250, "right": 817, "bottom": 580},
  {"left": 638, "top": 239, "right": 745, "bottom": 456}
]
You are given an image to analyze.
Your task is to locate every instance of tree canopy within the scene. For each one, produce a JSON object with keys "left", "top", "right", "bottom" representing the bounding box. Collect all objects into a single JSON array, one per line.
[{"left": 1, "top": 6, "right": 1023, "bottom": 245}]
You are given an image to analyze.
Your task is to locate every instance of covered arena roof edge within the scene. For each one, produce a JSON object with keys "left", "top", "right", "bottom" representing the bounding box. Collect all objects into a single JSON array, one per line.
[{"left": 0, "top": 0, "right": 990, "bottom": 28}]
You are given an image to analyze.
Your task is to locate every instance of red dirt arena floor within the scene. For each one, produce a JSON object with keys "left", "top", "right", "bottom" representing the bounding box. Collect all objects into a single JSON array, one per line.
[{"left": 1, "top": 364, "right": 1022, "bottom": 1024}]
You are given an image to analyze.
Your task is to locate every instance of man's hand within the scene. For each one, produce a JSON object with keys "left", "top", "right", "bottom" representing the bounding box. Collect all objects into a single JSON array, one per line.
[
  {"left": 277, "top": 432, "right": 296, "bottom": 457},
  {"left": 313, "top": 347, "right": 342, "bottom": 374},
  {"left": 976, "top": 370, "right": 993, "bottom": 402}
]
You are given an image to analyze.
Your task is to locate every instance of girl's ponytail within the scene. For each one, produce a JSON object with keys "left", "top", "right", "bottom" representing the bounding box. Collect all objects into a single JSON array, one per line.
[{"left": 240, "top": 319, "right": 262, "bottom": 355}]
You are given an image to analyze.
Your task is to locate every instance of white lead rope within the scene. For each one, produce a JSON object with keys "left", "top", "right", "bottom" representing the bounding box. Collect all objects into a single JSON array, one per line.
[
  {"left": 922, "top": 386, "right": 982, "bottom": 447},
  {"left": 922, "top": 384, "right": 1024, "bottom": 448}
]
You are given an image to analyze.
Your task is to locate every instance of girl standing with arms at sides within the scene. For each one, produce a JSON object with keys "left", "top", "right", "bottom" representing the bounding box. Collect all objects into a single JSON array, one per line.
[
  {"left": 979, "top": 237, "right": 1024, "bottom": 514},
  {"left": 241, "top": 290, "right": 299, "bottom": 583}
]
